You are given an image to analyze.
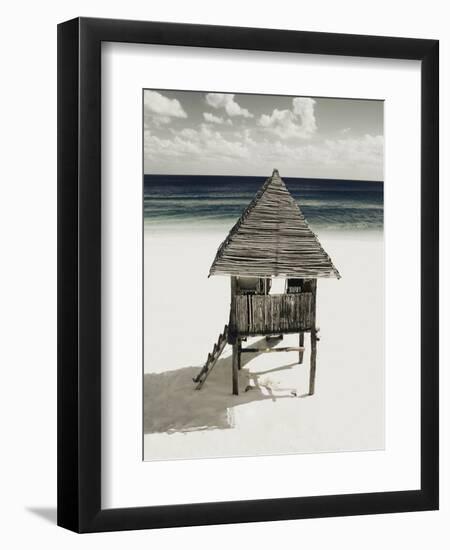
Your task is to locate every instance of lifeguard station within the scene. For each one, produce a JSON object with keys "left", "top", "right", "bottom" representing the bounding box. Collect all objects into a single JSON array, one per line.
[{"left": 193, "top": 169, "right": 340, "bottom": 395}]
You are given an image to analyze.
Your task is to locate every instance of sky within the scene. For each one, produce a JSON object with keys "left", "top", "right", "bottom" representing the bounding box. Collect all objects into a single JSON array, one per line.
[{"left": 143, "top": 89, "right": 384, "bottom": 180}]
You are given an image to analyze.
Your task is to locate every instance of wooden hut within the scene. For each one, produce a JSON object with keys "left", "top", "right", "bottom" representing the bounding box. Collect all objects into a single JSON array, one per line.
[{"left": 193, "top": 169, "right": 340, "bottom": 395}]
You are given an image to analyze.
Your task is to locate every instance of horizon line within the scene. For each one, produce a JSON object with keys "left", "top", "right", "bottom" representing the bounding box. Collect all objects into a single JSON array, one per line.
[{"left": 143, "top": 173, "right": 384, "bottom": 183}]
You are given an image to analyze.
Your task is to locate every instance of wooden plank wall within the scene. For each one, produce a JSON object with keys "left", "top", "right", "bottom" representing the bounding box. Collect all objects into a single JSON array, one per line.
[{"left": 232, "top": 292, "right": 314, "bottom": 335}]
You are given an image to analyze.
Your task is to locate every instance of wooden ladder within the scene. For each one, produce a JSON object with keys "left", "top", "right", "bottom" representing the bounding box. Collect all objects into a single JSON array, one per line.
[{"left": 193, "top": 325, "right": 228, "bottom": 389}]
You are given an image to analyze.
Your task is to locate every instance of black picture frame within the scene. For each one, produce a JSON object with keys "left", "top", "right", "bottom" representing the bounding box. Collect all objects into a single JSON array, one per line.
[{"left": 57, "top": 17, "right": 439, "bottom": 533}]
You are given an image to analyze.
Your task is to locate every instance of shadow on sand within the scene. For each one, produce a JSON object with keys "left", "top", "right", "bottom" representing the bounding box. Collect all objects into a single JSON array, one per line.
[{"left": 144, "top": 337, "right": 300, "bottom": 434}]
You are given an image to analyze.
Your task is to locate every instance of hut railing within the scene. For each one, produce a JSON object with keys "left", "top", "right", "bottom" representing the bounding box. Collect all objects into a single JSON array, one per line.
[{"left": 231, "top": 292, "right": 314, "bottom": 336}]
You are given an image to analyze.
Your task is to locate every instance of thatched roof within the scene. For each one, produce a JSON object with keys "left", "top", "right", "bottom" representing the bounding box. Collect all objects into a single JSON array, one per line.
[{"left": 209, "top": 170, "right": 340, "bottom": 279}]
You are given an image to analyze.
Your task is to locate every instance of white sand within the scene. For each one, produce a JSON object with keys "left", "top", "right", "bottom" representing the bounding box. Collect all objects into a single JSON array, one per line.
[{"left": 144, "top": 225, "right": 384, "bottom": 461}]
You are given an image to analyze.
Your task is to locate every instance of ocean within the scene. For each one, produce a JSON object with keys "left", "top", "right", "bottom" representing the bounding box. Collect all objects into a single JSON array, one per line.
[{"left": 144, "top": 174, "right": 383, "bottom": 231}]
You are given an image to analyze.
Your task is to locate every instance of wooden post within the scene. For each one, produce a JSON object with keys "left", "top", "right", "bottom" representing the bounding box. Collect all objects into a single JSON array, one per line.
[
  {"left": 309, "top": 279, "right": 318, "bottom": 395},
  {"left": 237, "top": 338, "right": 242, "bottom": 370},
  {"left": 232, "top": 342, "right": 239, "bottom": 395},
  {"left": 309, "top": 330, "right": 317, "bottom": 395},
  {"left": 230, "top": 276, "right": 237, "bottom": 296},
  {"left": 228, "top": 276, "right": 237, "bottom": 344},
  {"left": 298, "top": 332, "right": 304, "bottom": 364},
  {"left": 230, "top": 276, "right": 239, "bottom": 395}
]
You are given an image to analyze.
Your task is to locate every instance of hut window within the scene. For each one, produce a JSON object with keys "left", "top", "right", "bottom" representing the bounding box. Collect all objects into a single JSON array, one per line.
[
  {"left": 286, "top": 278, "right": 304, "bottom": 294},
  {"left": 237, "top": 277, "right": 259, "bottom": 295},
  {"left": 237, "top": 277, "right": 271, "bottom": 295},
  {"left": 269, "top": 278, "right": 285, "bottom": 295},
  {"left": 258, "top": 278, "right": 272, "bottom": 295}
]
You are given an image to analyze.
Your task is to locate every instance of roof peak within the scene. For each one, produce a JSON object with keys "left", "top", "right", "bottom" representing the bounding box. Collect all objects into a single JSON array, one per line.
[{"left": 209, "top": 171, "right": 340, "bottom": 279}]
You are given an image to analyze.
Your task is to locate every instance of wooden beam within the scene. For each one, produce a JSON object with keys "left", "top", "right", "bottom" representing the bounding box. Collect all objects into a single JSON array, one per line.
[
  {"left": 299, "top": 332, "right": 304, "bottom": 364},
  {"left": 232, "top": 342, "right": 239, "bottom": 395},
  {"left": 241, "top": 346, "right": 305, "bottom": 353},
  {"left": 309, "top": 279, "right": 318, "bottom": 395},
  {"left": 309, "top": 330, "right": 317, "bottom": 395},
  {"left": 237, "top": 338, "right": 242, "bottom": 370}
]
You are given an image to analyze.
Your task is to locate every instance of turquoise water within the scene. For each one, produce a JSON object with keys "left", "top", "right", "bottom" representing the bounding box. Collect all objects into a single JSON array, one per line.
[{"left": 144, "top": 174, "right": 383, "bottom": 231}]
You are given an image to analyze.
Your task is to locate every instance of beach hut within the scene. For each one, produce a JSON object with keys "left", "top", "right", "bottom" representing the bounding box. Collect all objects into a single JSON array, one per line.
[{"left": 193, "top": 169, "right": 340, "bottom": 395}]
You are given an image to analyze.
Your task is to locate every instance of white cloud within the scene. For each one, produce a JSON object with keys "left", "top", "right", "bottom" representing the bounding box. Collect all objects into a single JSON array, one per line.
[
  {"left": 203, "top": 112, "right": 225, "bottom": 124},
  {"left": 146, "top": 114, "right": 171, "bottom": 127},
  {"left": 261, "top": 133, "right": 382, "bottom": 165},
  {"left": 258, "top": 97, "right": 317, "bottom": 139},
  {"left": 145, "top": 124, "right": 249, "bottom": 164},
  {"left": 145, "top": 115, "right": 383, "bottom": 179},
  {"left": 178, "top": 128, "right": 198, "bottom": 140},
  {"left": 262, "top": 133, "right": 383, "bottom": 179},
  {"left": 205, "top": 93, "right": 253, "bottom": 118},
  {"left": 144, "top": 91, "right": 187, "bottom": 121},
  {"left": 321, "top": 134, "right": 383, "bottom": 168}
]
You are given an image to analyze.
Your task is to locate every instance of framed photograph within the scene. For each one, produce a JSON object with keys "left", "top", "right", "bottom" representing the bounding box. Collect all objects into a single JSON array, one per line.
[{"left": 57, "top": 17, "right": 439, "bottom": 532}]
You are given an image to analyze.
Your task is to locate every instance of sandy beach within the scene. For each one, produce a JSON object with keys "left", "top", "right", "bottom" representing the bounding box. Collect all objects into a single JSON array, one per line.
[{"left": 143, "top": 225, "right": 384, "bottom": 461}]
